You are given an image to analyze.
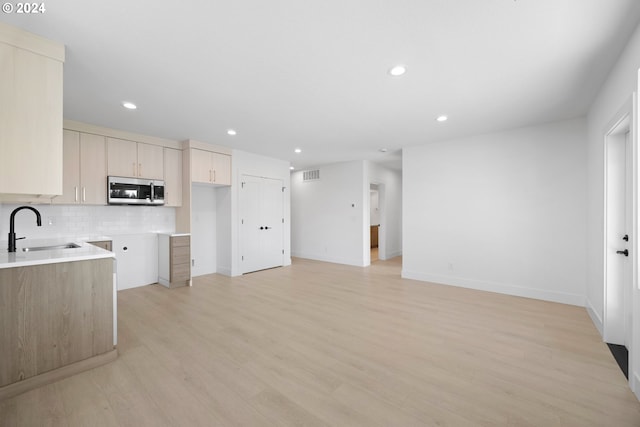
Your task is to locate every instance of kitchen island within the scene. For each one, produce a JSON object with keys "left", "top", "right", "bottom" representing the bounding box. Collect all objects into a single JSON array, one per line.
[{"left": 0, "top": 240, "right": 116, "bottom": 400}]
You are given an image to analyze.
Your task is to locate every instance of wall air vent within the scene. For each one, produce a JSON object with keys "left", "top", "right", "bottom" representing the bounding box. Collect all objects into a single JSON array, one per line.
[{"left": 303, "top": 169, "right": 320, "bottom": 181}]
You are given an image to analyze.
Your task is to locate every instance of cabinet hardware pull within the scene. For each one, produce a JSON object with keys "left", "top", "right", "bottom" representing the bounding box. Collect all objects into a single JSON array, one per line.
[
  {"left": 74, "top": 186, "right": 78, "bottom": 202},
  {"left": 133, "top": 162, "right": 136, "bottom": 176},
  {"left": 139, "top": 163, "right": 142, "bottom": 177},
  {"left": 213, "top": 170, "right": 216, "bottom": 182},
  {"left": 209, "top": 170, "right": 212, "bottom": 182},
  {"left": 82, "top": 187, "right": 86, "bottom": 202}
]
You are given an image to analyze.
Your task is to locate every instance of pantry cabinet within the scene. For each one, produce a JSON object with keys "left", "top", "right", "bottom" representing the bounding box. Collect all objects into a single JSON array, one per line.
[
  {"left": 191, "top": 149, "right": 231, "bottom": 185},
  {"left": 0, "top": 22, "right": 64, "bottom": 198},
  {"left": 164, "top": 148, "right": 182, "bottom": 207},
  {"left": 54, "top": 130, "right": 106, "bottom": 205},
  {"left": 107, "top": 138, "right": 164, "bottom": 180}
]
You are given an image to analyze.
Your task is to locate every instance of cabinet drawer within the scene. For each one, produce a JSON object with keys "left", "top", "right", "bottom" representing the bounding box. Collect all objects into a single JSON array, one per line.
[
  {"left": 171, "top": 236, "right": 190, "bottom": 248},
  {"left": 172, "top": 245, "right": 189, "bottom": 259},
  {"left": 171, "top": 264, "right": 191, "bottom": 281},
  {"left": 173, "top": 254, "right": 190, "bottom": 265}
]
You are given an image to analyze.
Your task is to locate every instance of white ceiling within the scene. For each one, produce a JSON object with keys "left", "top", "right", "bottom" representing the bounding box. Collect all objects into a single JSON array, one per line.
[{"left": 3, "top": 0, "right": 640, "bottom": 171}]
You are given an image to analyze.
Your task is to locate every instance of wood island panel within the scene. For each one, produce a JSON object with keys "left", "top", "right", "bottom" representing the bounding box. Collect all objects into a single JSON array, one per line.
[{"left": 0, "top": 258, "right": 113, "bottom": 389}]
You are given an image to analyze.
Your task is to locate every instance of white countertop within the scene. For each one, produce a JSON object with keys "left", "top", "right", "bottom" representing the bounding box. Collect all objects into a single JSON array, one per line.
[{"left": 0, "top": 238, "right": 115, "bottom": 269}]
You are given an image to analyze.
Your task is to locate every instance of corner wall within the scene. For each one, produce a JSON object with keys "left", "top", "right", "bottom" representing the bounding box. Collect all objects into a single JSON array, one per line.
[
  {"left": 402, "top": 118, "right": 588, "bottom": 306},
  {"left": 586, "top": 20, "right": 640, "bottom": 397},
  {"left": 291, "top": 160, "right": 368, "bottom": 266}
]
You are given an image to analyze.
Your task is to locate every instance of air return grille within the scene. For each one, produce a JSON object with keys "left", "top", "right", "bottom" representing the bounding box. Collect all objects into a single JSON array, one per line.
[{"left": 303, "top": 169, "right": 320, "bottom": 181}]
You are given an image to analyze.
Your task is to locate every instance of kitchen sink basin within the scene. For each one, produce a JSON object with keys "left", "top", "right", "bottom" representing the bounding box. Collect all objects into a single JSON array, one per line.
[{"left": 22, "top": 243, "right": 81, "bottom": 252}]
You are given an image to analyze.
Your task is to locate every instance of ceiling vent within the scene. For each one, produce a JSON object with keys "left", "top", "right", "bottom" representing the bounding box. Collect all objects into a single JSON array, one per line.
[{"left": 302, "top": 169, "right": 320, "bottom": 182}]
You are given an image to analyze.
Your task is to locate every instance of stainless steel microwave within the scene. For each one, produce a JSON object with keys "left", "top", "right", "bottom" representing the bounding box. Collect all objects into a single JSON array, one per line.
[{"left": 107, "top": 176, "right": 165, "bottom": 206}]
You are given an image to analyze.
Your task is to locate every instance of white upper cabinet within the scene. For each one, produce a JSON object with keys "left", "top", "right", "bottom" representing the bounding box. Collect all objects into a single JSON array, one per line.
[
  {"left": 107, "top": 138, "right": 164, "bottom": 179},
  {"left": 0, "top": 22, "right": 64, "bottom": 197}
]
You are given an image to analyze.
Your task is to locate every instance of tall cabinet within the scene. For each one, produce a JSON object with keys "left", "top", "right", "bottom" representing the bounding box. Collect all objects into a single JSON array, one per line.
[{"left": 0, "top": 22, "right": 64, "bottom": 198}]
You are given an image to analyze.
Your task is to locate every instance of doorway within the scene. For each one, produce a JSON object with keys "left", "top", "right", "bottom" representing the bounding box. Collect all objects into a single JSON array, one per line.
[
  {"left": 604, "top": 113, "right": 632, "bottom": 348},
  {"left": 370, "top": 184, "right": 380, "bottom": 262},
  {"left": 240, "top": 174, "right": 284, "bottom": 274}
]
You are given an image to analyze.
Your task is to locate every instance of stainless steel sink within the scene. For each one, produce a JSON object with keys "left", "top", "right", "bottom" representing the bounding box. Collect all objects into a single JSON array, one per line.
[{"left": 22, "top": 243, "right": 81, "bottom": 252}]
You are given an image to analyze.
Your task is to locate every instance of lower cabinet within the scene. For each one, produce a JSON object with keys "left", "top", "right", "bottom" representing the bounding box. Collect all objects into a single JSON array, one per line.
[{"left": 158, "top": 233, "right": 191, "bottom": 288}]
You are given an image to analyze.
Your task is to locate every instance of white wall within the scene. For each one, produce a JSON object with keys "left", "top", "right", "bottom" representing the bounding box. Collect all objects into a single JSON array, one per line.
[
  {"left": 191, "top": 184, "right": 217, "bottom": 276},
  {"left": 368, "top": 162, "right": 403, "bottom": 260},
  {"left": 586, "top": 20, "right": 640, "bottom": 397},
  {"left": 0, "top": 203, "right": 175, "bottom": 240},
  {"left": 215, "top": 186, "right": 232, "bottom": 276},
  {"left": 403, "top": 118, "right": 587, "bottom": 306},
  {"left": 291, "top": 160, "right": 368, "bottom": 266},
  {"left": 229, "top": 149, "right": 291, "bottom": 276}
]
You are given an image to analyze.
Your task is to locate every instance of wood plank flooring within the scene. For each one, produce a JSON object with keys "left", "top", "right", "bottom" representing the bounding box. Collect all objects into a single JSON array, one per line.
[{"left": 2, "top": 256, "right": 640, "bottom": 426}]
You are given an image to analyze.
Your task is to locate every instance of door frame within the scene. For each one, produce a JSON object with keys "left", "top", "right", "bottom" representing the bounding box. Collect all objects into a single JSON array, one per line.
[
  {"left": 367, "top": 181, "right": 387, "bottom": 265},
  {"left": 603, "top": 111, "right": 632, "bottom": 346}
]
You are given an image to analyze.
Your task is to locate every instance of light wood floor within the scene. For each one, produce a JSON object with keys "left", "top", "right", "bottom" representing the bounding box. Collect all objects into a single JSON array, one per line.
[{"left": 2, "top": 257, "right": 640, "bottom": 426}]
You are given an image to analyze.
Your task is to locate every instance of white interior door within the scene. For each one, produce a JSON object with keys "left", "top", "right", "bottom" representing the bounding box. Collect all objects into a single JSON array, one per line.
[
  {"left": 605, "top": 122, "right": 632, "bottom": 347},
  {"left": 240, "top": 175, "right": 284, "bottom": 274}
]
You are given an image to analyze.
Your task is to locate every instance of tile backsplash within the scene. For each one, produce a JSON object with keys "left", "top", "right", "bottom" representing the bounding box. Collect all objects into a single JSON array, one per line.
[{"left": 0, "top": 203, "right": 175, "bottom": 241}]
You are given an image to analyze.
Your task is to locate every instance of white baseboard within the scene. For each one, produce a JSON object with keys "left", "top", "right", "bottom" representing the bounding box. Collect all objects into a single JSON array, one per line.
[
  {"left": 401, "top": 270, "right": 585, "bottom": 307},
  {"left": 383, "top": 250, "right": 402, "bottom": 260},
  {"left": 633, "top": 373, "right": 640, "bottom": 402},
  {"left": 216, "top": 266, "right": 232, "bottom": 277},
  {"left": 586, "top": 299, "right": 604, "bottom": 337},
  {"left": 291, "top": 251, "right": 366, "bottom": 267}
]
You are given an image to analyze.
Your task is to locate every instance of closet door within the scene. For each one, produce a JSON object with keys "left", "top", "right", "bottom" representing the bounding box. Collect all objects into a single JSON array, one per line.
[{"left": 240, "top": 175, "right": 284, "bottom": 273}]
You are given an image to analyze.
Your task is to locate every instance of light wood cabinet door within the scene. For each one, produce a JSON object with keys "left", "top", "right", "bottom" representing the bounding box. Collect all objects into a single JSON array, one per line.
[
  {"left": 212, "top": 153, "right": 231, "bottom": 185},
  {"left": 54, "top": 132, "right": 106, "bottom": 205},
  {"left": 137, "top": 143, "right": 164, "bottom": 179},
  {"left": 191, "top": 148, "right": 213, "bottom": 183},
  {"left": 0, "top": 41, "right": 63, "bottom": 197},
  {"left": 107, "top": 137, "right": 137, "bottom": 177},
  {"left": 80, "top": 133, "right": 107, "bottom": 204},
  {"left": 191, "top": 149, "right": 231, "bottom": 185},
  {"left": 164, "top": 148, "right": 182, "bottom": 207},
  {"left": 55, "top": 130, "right": 81, "bottom": 204}
]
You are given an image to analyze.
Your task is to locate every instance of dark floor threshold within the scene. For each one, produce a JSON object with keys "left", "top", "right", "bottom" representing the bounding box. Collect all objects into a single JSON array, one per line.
[{"left": 606, "top": 343, "right": 628, "bottom": 380}]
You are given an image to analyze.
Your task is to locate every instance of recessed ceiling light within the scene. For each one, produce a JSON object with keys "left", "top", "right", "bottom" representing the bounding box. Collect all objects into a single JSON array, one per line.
[
  {"left": 379, "top": 148, "right": 388, "bottom": 153},
  {"left": 290, "top": 166, "right": 295, "bottom": 170},
  {"left": 436, "top": 115, "right": 448, "bottom": 122},
  {"left": 227, "top": 129, "right": 237, "bottom": 136},
  {"left": 122, "top": 101, "right": 137, "bottom": 110},
  {"left": 389, "top": 65, "right": 407, "bottom": 77},
  {"left": 294, "top": 148, "right": 302, "bottom": 153}
]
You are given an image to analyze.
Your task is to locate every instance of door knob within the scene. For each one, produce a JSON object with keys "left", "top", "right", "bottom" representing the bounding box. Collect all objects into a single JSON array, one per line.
[
  {"left": 623, "top": 234, "right": 629, "bottom": 241},
  {"left": 260, "top": 226, "right": 264, "bottom": 230},
  {"left": 617, "top": 249, "right": 629, "bottom": 256},
  {"left": 265, "top": 226, "right": 272, "bottom": 230}
]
